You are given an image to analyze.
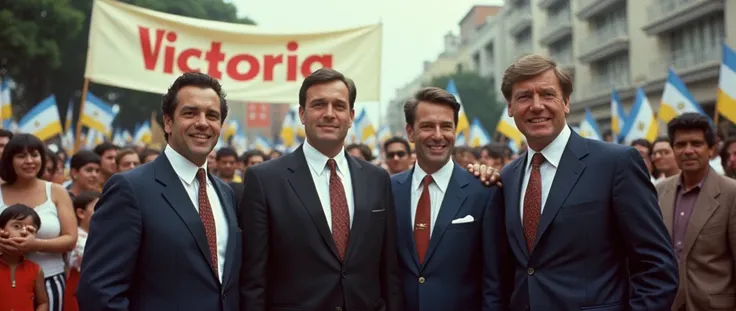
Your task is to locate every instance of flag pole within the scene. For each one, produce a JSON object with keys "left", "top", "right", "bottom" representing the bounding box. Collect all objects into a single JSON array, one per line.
[{"left": 74, "top": 78, "right": 90, "bottom": 153}]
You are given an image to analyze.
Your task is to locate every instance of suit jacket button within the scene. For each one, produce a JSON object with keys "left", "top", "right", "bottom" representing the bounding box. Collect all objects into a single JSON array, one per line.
[
  {"left": 418, "top": 276, "right": 425, "bottom": 284},
  {"left": 527, "top": 268, "right": 535, "bottom": 275}
]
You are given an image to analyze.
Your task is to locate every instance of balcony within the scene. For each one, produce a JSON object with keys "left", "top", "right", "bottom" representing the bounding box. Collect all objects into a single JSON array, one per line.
[
  {"left": 577, "top": 75, "right": 632, "bottom": 101},
  {"left": 576, "top": 0, "right": 625, "bottom": 20},
  {"left": 643, "top": 0, "right": 724, "bottom": 36},
  {"left": 578, "top": 23, "right": 629, "bottom": 63},
  {"left": 539, "top": 0, "right": 566, "bottom": 9},
  {"left": 508, "top": 6, "right": 533, "bottom": 36},
  {"left": 540, "top": 11, "right": 573, "bottom": 45},
  {"left": 648, "top": 43, "right": 722, "bottom": 83}
]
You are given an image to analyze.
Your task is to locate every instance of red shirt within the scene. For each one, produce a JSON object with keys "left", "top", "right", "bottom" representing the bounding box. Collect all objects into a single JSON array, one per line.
[{"left": 0, "top": 258, "right": 40, "bottom": 311}]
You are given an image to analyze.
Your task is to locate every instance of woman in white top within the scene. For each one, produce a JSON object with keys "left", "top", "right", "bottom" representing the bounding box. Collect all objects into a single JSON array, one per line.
[{"left": 0, "top": 133, "right": 77, "bottom": 311}]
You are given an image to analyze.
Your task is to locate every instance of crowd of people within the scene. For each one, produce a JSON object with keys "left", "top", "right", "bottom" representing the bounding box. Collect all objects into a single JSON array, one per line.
[{"left": 0, "top": 53, "right": 735, "bottom": 311}]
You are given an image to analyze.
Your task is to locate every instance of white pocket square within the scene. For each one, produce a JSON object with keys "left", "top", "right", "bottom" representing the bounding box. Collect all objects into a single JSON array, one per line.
[{"left": 451, "top": 215, "right": 474, "bottom": 224}]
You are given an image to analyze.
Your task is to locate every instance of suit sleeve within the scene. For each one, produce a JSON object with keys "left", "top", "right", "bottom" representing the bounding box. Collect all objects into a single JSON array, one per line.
[
  {"left": 76, "top": 174, "right": 141, "bottom": 311},
  {"left": 612, "top": 147, "right": 679, "bottom": 311},
  {"left": 482, "top": 187, "right": 510, "bottom": 311},
  {"left": 728, "top": 187, "right": 736, "bottom": 277},
  {"left": 239, "top": 167, "right": 268, "bottom": 311},
  {"left": 380, "top": 172, "right": 403, "bottom": 311}
]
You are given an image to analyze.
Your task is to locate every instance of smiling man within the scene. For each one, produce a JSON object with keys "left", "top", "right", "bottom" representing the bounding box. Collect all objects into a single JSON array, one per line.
[
  {"left": 391, "top": 87, "right": 507, "bottom": 311},
  {"left": 77, "top": 72, "right": 242, "bottom": 311},
  {"left": 240, "top": 68, "right": 401, "bottom": 311},
  {"left": 497, "top": 54, "right": 678, "bottom": 311}
]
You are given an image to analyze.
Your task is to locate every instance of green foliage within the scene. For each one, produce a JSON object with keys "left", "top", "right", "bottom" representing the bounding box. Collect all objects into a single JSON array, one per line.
[
  {"left": 2, "top": 0, "right": 256, "bottom": 131},
  {"left": 425, "top": 71, "right": 505, "bottom": 136}
]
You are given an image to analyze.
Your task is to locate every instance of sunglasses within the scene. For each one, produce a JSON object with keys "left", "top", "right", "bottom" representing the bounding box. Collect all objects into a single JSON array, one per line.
[{"left": 386, "top": 151, "right": 407, "bottom": 159}]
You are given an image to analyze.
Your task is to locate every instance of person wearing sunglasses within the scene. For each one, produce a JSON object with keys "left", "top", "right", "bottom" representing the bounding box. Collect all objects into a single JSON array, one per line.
[{"left": 383, "top": 137, "right": 413, "bottom": 175}]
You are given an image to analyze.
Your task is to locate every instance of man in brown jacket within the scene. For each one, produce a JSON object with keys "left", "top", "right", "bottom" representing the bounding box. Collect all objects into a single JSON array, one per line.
[{"left": 656, "top": 112, "right": 736, "bottom": 311}]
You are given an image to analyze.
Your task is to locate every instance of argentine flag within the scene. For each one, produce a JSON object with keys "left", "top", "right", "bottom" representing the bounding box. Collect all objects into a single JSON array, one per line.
[
  {"left": 577, "top": 109, "right": 602, "bottom": 141},
  {"left": 659, "top": 68, "right": 705, "bottom": 122}
]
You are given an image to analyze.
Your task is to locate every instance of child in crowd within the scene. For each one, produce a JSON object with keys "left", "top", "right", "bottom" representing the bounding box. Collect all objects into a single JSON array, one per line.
[
  {"left": 0, "top": 204, "right": 49, "bottom": 311},
  {"left": 63, "top": 191, "right": 100, "bottom": 311}
]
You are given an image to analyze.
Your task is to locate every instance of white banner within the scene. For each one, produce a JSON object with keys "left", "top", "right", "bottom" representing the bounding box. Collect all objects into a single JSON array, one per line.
[{"left": 85, "top": 0, "right": 383, "bottom": 102}]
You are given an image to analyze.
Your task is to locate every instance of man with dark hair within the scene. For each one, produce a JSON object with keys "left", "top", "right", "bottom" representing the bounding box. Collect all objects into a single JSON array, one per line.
[
  {"left": 393, "top": 87, "right": 507, "bottom": 310},
  {"left": 240, "top": 68, "right": 401, "bottom": 311},
  {"left": 241, "top": 149, "right": 266, "bottom": 168},
  {"left": 650, "top": 136, "right": 680, "bottom": 182},
  {"left": 346, "top": 143, "right": 374, "bottom": 162},
  {"left": 486, "top": 54, "right": 678, "bottom": 310},
  {"left": 479, "top": 143, "right": 506, "bottom": 171},
  {"left": 93, "top": 142, "right": 119, "bottom": 185},
  {"left": 78, "top": 72, "right": 241, "bottom": 311},
  {"left": 451, "top": 146, "right": 476, "bottom": 168},
  {"left": 383, "top": 136, "right": 412, "bottom": 174},
  {"left": 216, "top": 147, "right": 240, "bottom": 183},
  {"left": 631, "top": 138, "right": 654, "bottom": 179},
  {"left": 656, "top": 112, "right": 736, "bottom": 311},
  {"left": 721, "top": 137, "right": 736, "bottom": 179}
]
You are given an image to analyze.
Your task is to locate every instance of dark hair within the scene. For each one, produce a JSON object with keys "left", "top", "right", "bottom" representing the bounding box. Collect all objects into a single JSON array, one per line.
[
  {"left": 667, "top": 112, "right": 716, "bottom": 147},
  {"left": 404, "top": 87, "right": 460, "bottom": 126},
  {"left": 0, "top": 203, "right": 41, "bottom": 230},
  {"left": 93, "top": 142, "right": 119, "bottom": 157},
  {"left": 70, "top": 150, "right": 101, "bottom": 171},
  {"left": 45, "top": 147, "right": 58, "bottom": 175},
  {"left": 630, "top": 139, "right": 651, "bottom": 151},
  {"left": 115, "top": 149, "right": 139, "bottom": 167},
  {"left": 346, "top": 143, "right": 374, "bottom": 162},
  {"left": 269, "top": 150, "right": 283, "bottom": 158},
  {"left": 0, "top": 129, "right": 12, "bottom": 139},
  {"left": 241, "top": 149, "right": 267, "bottom": 164},
  {"left": 139, "top": 148, "right": 160, "bottom": 162},
  {"left": 0, "top": 133, "right": 47, "bottom": 184},
  {"left": 650, "top": 136, "right": 671, "bottom": 157},
  {"left": 481, "top": 143, "right": 505, "bottom": 159},
  {"left": 298, "top": 68, "right": 357, "bottom": 109},
  {"left": 383, "top": 136, "right": 411, "bottom": 154},
  {"left": 161, "top": 72, "right": 229, "bottom": 140},
  {"left": 72, "top": 191, "right": 100, "bottom": 220},
  {"left": 721, "top": 137, "right": 736, "bottom": 170},
  {"left": 216, "top": 147, "right": 238, "bottom": 161}
]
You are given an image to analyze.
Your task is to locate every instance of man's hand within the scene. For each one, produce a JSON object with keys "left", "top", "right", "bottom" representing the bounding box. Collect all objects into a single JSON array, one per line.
[{"left": 467, "top": 163, "right": 503, "bottom": 187}]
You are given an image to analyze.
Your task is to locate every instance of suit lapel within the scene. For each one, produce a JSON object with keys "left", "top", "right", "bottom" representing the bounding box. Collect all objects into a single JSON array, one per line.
[
  {"left": 209, "top": 175, "right": 236, "bottom": 287},
  {"left": 507, "top": 156, "right": 528, "bottom": 259},
  {"left": 394, "top": 169, "right": 420, "bottom": 272},
  {"left": 286, "top": 147, "right": 340, "bottom": 259},
  {"left": 659, "top": 177, "right": 677, "bottom": 237},
  {"left": 155, "top": 154, "right": 215, "bottom": 277},
  {"left": 533, "top": 131, "right": 587, "bottom": 251},
  {"left": 344, "top": 156, "right": 368, "bottom": 263},
  {"left": 423, "top": 165, "right": 467, "bottom": 268},
  {"left": 683, "top": 169, "right": 721, "bottom": 258}
]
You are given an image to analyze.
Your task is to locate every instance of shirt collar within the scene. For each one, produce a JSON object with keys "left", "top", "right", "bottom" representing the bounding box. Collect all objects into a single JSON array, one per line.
[
  {"left": 303, "top": 139, "right": 348, "bottom": 176},
  {"left": 525, "top": 124, "right": 572, "bottom": 171},
  {"left": 164, "top": 145, "right": 208, "bottom": 185},
  {"left": 412, "top": 159, "right": 455, "bottom": 193},
  {"left": 676, "top": 168, "right": 709, "bottom": 190}
]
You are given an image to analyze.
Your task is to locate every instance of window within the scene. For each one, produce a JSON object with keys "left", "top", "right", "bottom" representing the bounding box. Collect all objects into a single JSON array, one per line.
[
  {"left": 592, "top": 53, "right": 630, "bottom": 87},
  {"left": 548, "top": 0, "right": 571, "bottom": 21},
  {"left": 591, "top": 7, "right": 627, "bottom": 36},
  {"left": 668, "top": 15, "right": 724, "bottom": 68},
  {"left": 550, "top": 39, "right": 573, "bottom": 64}
]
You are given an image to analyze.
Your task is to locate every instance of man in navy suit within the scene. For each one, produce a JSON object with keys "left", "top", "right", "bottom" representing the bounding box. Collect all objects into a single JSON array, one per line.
[
  {"left": 494, "top": 54, "right": 678, "bottom": 310},
  {"left": 391, "top": 87, "right": 508, "bottom": 311},
  {"left": 77, "top": 72, "right": 241, "bottom": 311}
]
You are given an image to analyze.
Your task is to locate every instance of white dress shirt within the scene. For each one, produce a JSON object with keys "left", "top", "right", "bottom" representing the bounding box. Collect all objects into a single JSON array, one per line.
[
  {"left": 164, "top": 145, "right": 229, "bottom": 282},
  {"left": 303, "top": 140, "right": 355, "bottom": 230},
  {"left": 410, "top": 159, "right": 455, "bottom": 237},
  {"left": 520, "top": 125, "right": 572, "bottom": 221}
]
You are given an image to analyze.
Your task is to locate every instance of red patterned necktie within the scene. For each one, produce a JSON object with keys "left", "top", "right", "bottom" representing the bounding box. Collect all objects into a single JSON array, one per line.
[
  {"left": 523, "top": 153, "right": 545, "bottom": 252},
  {"left": 327, "top": 159, "right": 350, "bottom": 261},
  {"left": 196, "top": 168, "right": 219, "bottom": 277},
  {"left": 415, "top": 175, "right": 433, "bottom": 264}
]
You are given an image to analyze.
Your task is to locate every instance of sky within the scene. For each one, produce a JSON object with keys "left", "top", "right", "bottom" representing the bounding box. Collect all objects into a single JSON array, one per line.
[{"left": 228, "top": 0, "right": 504, "bottom": 127}]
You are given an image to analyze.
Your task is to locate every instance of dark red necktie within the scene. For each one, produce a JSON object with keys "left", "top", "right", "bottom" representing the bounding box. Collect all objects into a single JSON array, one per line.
[
  {"left": 196, "top": 168, "right": 219, "bottom": 277},
  {"left": 414, "top": 175, "right": 433, "bottom": 264},
  {"left": 523, "top": 153, "right": 545, "bottom": 252},
  {"left": 327, "top": 159, "right": 350, "bottom": 261}
]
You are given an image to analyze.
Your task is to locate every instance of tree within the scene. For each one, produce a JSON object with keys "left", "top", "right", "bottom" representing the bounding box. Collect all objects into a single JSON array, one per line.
[
  {"left": 425, "top": 71, "right": 505, "bottom": 137},
  {"left": 0, "top": 0, "right": 85, "bottom": 114}
]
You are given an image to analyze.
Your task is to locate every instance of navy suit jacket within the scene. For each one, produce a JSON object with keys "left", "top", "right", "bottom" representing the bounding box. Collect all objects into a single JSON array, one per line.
[
  {"left": 76, "top": 153, "right": 242, "bottom": 311},
  {"left": 391, "top": 163, "right": 508, "bottom": 311},
  {"left": 500, "top": 129, "right": 678, "bottom": 311}
]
